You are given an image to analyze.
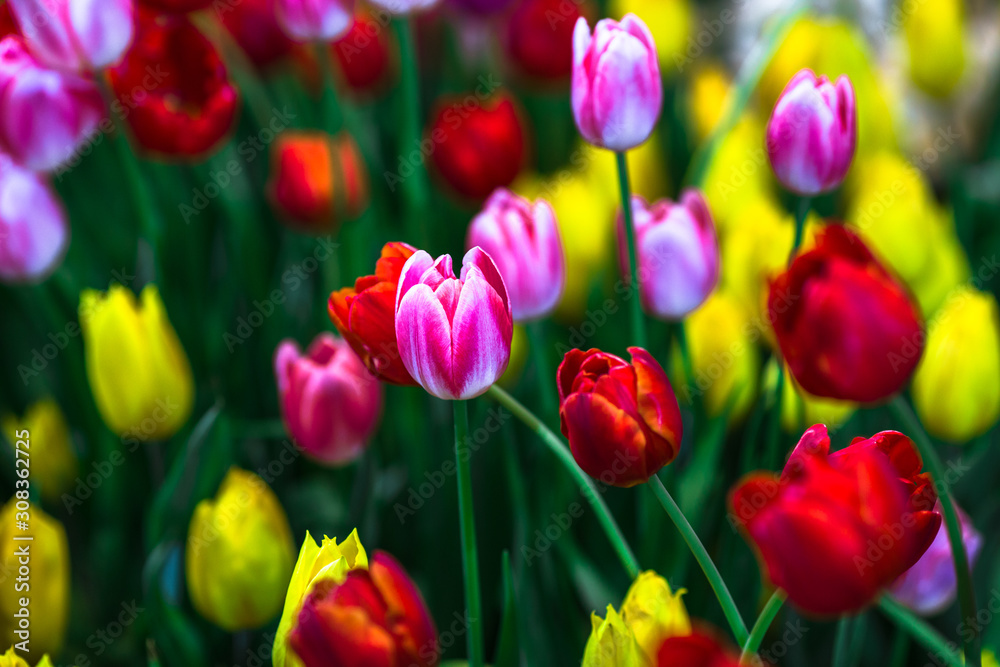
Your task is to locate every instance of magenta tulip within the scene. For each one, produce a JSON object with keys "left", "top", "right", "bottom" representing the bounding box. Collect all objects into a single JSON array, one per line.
[
  {"left": 395, "top": 247, "right": 513, "bottom": 400},
  {"left": 274, "top": 333, "right": 382, "bottom": 466},
  {"left": 571, "top": 14, "right": 661, "bottom": 152},
  {"left": 274, "top": 0, "right": 353, "bottom": 42},
  {"left": 465, "top": 188, "right": 565, "bottom": 322},
  {"left": 616, "top": 189, "right": 719, "bottom": 321},
  {"left": 0, "top": 36, "right": 103, "bottom": 173},
  {"left": 766, "top": 68, "right": 857, "bottom": 196},
  {"left": 0, "top": 156, "right": 69, "bottom": 283},
  {"left": 9, "top": 0, "right": 133, "bottom": 72}
]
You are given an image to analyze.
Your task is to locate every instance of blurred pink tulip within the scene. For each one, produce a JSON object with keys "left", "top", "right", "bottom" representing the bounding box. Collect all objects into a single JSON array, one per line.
[
  {"left": 0, "top": 36, "right": 103, "bottom": 173},
  {"left": 366, "top": 0, "right": 439, "bottom": 14},
  {"left": 571, "top": 14, "right": 661, "bottom": 152},
  {"left": 274, "top": 333, "right": 382, "bottom": 466},
  {"left": 274, "top": 0, "right": 353, "bottom": 42},
  {"left": 395, "top": 247, "right": 513, "bottom": 400},
  {"left": 617, "top": 189, "right": 719, "bottom": 321},
  {"left": 465, "top": 188, "right": 564, "bottom": 322},
  {"left": 766, "top": 68, "right": 857, "bottom": 196},
  {"left": 0, "top": 155, "right": 68, "bottom": 283},
  {"left": 9, "top": 0, "right": 133, "bottom": 72}
]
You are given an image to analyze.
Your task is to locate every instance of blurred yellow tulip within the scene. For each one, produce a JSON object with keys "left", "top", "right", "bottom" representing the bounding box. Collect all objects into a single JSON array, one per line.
[
  {"left": 687, "top": 61, "right": 731, "bottom": 142},
  {"left": 720, "top": 196, "right": 792, "bottom": 319},
  {"left": 2, "top": 400, "right": 77, "bottom": 502},
  {"left": 582, "top": 606, "right": 641, "bottom": 667},
  {"left": 609, "top": 0, "right": 692, "bottom": 75},
  {"left": 903, "top": 0, "right": 966, "bottom": 98},
  {"left": 0, "top": 647, "right": 53, "bottom": 667},
  {"left": 702, "top": 112, "right": 773, "bottom": 236},
  {"left": 80, "top": 284, "right": 193, "bottom": 441},
  {"left": 186, "top": 468, "right": 295, "bottom": 631},
  {"left": 763, "top": 360, "right": 857, "bottom": 434},
  {"left": 0, "top": 501, "right": 68, "bottom": 660},
  {"left": 620, "top": 572, "right": 690, "bottom": 664},
  {"left": 273, "top": 529, "right": 368, "bottom": 667},
  {"left": 912, "top": 289, "right": 1000, "bottom": 443}
]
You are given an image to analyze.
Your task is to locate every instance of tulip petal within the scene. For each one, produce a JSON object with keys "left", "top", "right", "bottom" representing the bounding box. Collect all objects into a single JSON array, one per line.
[
  {"left": 396, "top": 282, "right": 458, "bottom": 399},
  {"left": 450, "top": 264, "right": 512, "bottom": 398},
  {"left": 561, "top": 392, "right": 647, "bottom": 487}
]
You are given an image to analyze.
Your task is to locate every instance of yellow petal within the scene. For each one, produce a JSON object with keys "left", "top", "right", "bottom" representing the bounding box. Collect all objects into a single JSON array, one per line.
[
  {"left": 620, "top": 572, "right": 690, "bottom": 664},
  {"left": 582, "top": 606, "right": 642, "bottom": 667}
]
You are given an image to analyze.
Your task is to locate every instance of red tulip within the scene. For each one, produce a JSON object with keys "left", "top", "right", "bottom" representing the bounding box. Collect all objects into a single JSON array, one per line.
[
  {"left": 329, "top": 242, "right": 418, "bottom": 385},
  {"left": 218, "top": 0, "right": 296, "bottom": 69},
  {"left": 558, "top": 347, "right": 682, "bottom": 488},
  {"left": 655, "top": 630, "right": 742, "bottom": 667},
  {"left": 428, "top": 92, "right": 525, "bottom": 200},
  {"left": 137, "top": 0, "right": 212, "bottom": 13},
  {"left": 109, "top": 10, "right": 239, "bottom": 157},
  {"left": 289, "top": 551, "right": 438, "bottom": 667},
  {"left": 331, "top": 10, "right": 396, "bottom": 94},
  {"left": 505, "top": 0, "right": 588, "bottom": 81},
  {"left": 768, "top": 224, "right": 924, "bottom": 403},
  {"left": 730, "top": 424, "right": 941, "bottom": 616}
]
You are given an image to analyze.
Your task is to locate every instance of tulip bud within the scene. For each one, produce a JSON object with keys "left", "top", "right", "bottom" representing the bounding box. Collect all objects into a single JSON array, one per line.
[
  {"left": 466, "top": 188, "right": 565, "bottom": 322},
  {"left": 582, "top": 606, "right": 641, "bottom": 667},
  {"left": 219, "top": 0, "right": 296, "bottom": 69},
  {"left": 289, "top": 551, "right": 438, "bottom": 667},
  {"left": 571, "top": 14, "right": 661, "bottom": 151},
  {"left": 331, "top": 10, "right": 396, "bottom": 94},
  {"left": 616, "top": 189, "right": 719, "bottom": 321},
  {"left": 765, "top": 68, "right": 857, "bottom": 196},
  {"left": 275, "top": 0, "right": 353, "bottom": 43},
  {"left": 0, "top": 646, "right": 54, "bottom": 667},
  {"left": 9, "top": 0, "right": 133, "bottom": 72},
  {"left": 0, "top": 36, "right": 103, "bottom": 173},
  {"left": 912, "top": 289, "right": 1000, "bottom": 443},
  {"left": 273, "top": 530, "right": 369, "bottom": 667},
  {"left": 0, "top": 500, "right": 68, "bottom": 659},
  {"left": 274, "top": 334, "right": 382, "bottom": 466},
  {"left": 186, "top": 468, "right": 296, "bottom": 630},
  {"left": 619, "top": 572, "right": 690, "bottom": 664},
  {"left": 655, "top": 630, "right": 743, "bottom": 667},
  {"left": 506, "top": 0, "right": 588, "bottom": 80},
  {"left": 0, "top": 157, "right": 69, "bottom": 283},
  {"left": 79, "top": 284, "right": 194, "bottom": 440},
  {"left": 558, "top": 347, "right": 682, "bottom": 488},
  {"left": 2, "top": 399, "right": 77, "bottom": 502},
  {"left": 366, "top": 0, "right": 439, "bottom": 14}
]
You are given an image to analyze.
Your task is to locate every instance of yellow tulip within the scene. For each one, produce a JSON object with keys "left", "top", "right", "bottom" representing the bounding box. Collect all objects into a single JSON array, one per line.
[
  {"left": 912, "top": 289, "right": 1000, "bottom": 443},
  {"left": 0, "top": 501, "right": 68, "bottom": 660},
  {"left": 619, "top": 572, "right": 690, "bottom": 664},
  {"left": 2, "top": 400, "right": 77, "bottom": 502},
  {"left": 702, "top": 112, "right": 774, "bottom": 236},
  {"left": 80, "top": 284, "right": 193, "bottom": 440},
  {"left": 609, "top": 0, "right": 692, "bottom": 74},
  {"left": 582, "top": 606, "right": 641, "bottom": 667},
  {"left": 186, "top": 468, "right": 295, "bottom": 631},
  {"left": 762, "top": 360, "right": 857, "bottom": 434},
  {"left": 0, "top": 647, "right": 53, "bottom": 667},
  {"left": 720, "top": 196, "right": 792, "bottom": 320},
  {"left": 687, "top": 61, "right": 731, "bottom": 142},
  {"left": 273, "top": 529, "right": 368, "bottom": 667},
  {"left": 903, "top": 0, "right": 965, "bottom": 98}
]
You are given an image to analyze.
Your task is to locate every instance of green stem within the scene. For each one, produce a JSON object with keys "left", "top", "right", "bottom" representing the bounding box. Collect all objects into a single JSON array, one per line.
[
  {"left": 486, "top": 385, "right": 640, "bottom": 579},
  {"left": 454, "top": 400, "right": 484, "bottom": 667},
  {"left": 315, "top": 42, "right": 343, "bottom": 133},
  {"left": 762, "top": 366, "right": 786, "bottom": 470},
  {"left": 888, "top": 628, "right": 909, "bottom": 667},
  {"left": 790, "top": 196, "right": 811, "bottom": 261},
  {"left": 394, "top": 17, "right": 430, "bottom": 248},
  {"left": 615, "top": 151, "right": 646, "bottom": 350},
  {"left": 674, "top": 321, "right": 696, "bottom": 405},
  {"left": 887, "top": 396, "right": 980, "bottom": 667},
  {"left": 648, "top": 474, "right": 749, "bottom": 645},
  {"left": 739, "top": 590, "right": 786, "bottom": 665},
  {"left": 878, "top": 597, "right": 963, "bottom": 667},
  {"left": 832, "top": 616, "right": 854, "bottom": 667}
]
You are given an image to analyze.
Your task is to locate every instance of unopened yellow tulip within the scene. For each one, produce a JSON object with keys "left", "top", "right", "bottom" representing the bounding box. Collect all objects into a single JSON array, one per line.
[
  {"left": 186, "top": 468, "right": 295, "bottom": 631},
  {"left": 80, "top": 284, "right": 193, "bottom": 441},
  {"left": 0, "top": 647, "right": 53, "bottom": 667},
  {"left": 2, "top": 400, "right": 77, "bottom": 502},
  {"left": 620, "top": 572, "right": 690, "bottom": 664},
  {"left": 582, "top": 606, "right": 641, "bottom": 667},
  {"left": 903, "top": 0, "right": 965, "bottom": 98}
]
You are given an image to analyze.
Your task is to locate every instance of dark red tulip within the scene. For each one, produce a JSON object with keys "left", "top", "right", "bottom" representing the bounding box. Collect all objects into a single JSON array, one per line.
[
  {"left": 110, "top": 10, "right": 239, "bottom": 158},
  {"left": 505, "top": 0, "right": 589, "bottom": 80},
  {"left": 428, "top": 92, "right": 525, "bottom": 200},
  {"left": 768, "top": 224, "right": 924, "bottom": 403},
  {"left": 137, "top": 0, "right": 213, "bottom": 13},
  {"left": 329, "top": 242, "right": 418, "bottom": 386},
  {"left": 730, "top": 424, "right": 941, "bottom": 616},
  {"left": 557, "top": 347, "right": 682, "bottom": 488},
  {"left": 656, "top": 630, "right": 743, "bottom": 667},
  {"left": 331, "top": 10, "right": 395, "bottom": 94},
  {"left": 218, "top": 0, "right": 296, "bottom": 69}
]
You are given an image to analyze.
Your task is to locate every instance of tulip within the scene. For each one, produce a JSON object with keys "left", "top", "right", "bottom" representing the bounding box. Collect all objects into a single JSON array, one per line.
[
  {"left": 616, "top": 189, "right": 719, "bottom": 321},
  {"left": 329, "top": 242, "right": 418, "bottom": 385},
  {"left": 730, "top": 424, "right": 941, "bottom": 615},
  {"left": 912, "top": 289, "right": 1000, "bottom": 443},
  {"left": 558, "top": 347, "right": 681, "bottom": 487},
  {"left": 465, "top": 188, "right": 565, "bottom": 322},
  {"left": 2, "top": 399, "right": 77, "bottom": 502},
  {"left": 655, "top": 630, "right": 742, "bottom": 667},
  {"left": 505, "top": 0, "right": 587, "bottom": 80},
  {"left": 702, "top": 112, "right": 771, "bottom": 235},
  {"left": 608, "top": 0, "right": 692, "bottom": 73},
  {"left": 0, "top": 500, "right": 68, "bottom": 659},
  {"left": 903, "top": 0, "right": 965, "bottom": 98},
  {"left": 0, "top": 36, "right": 103, "bottom": 173},
  {"left": 273, "top": 530, "right": 368, "bottom": 667},
  {"left": 0, "top": 157, "right": 69, "bottom": 283},
  {"left": 571, "top": 14, "right": 661, "bottom": 151},
  {"left": 219, "top": 0, "right": 296, "bottom": 69},
  {"left": 110, "top": 10, "right": 238, "bottom": 157},
  {"left": 583, "top": 606, "right": 641, "bottom": 667},
  {"left": 186, "top": 468, "right": 296, "bottom": 630},
  {"left": 366, "top": 0, "right": 439, "bottom": 14},
  {"left": 686, "top": 61, "right": 730, "bottom": 141},
  {"left": 289, "top": 551, "right": 438, "bottom": 667},
  {"left": 428, "top": 92, "right": 525, "bottom": 200},
  {"left": 275, "top": 0, "right": 353, "bottom": 43},
  {"left": 9, "top": 0, "right": 133, "bottom": 72},
  {"left": 79, "top": 284, "right": 194, "bottom": 440},
  {"left": 395, "top": 247, "right": 513, "bottom": 400},
  {"left": 269, "top": 131, "right": 369, "bottom": 233},
  {"left": 274, "top": 333, "right": 382, "bottom": 465},
  {"left": 138, "top": 0, "right": 212, "bottom": 12},
  {"left": 0, "top": 4, "right": 19, "bottom": 38},
  {"left": 620, "top": 572, "right": 690, "bottom": 663},
  {"left": 0, "top": 647, "right": 54, "bottom": 667},
  {"left": 765, "top": 68, "right": 856, "bottom": 196},
  {"left": 768, "top": 224, "right": 924, "bottom": 403},
  {"left": 331, "top": 10, "right": 396, "bottom": 94},
  {"left": 889, "top": 501, "right": 982, "bottom": 616}
]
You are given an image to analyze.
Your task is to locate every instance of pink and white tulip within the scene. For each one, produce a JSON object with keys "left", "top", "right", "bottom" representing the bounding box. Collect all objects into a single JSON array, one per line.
[
  {"left": 766, "top": 68, "right": 857, "bottom": 196},
  {"left": 465, "top": 188, "right": 565, "bottom": 322},
  {"left": 571, "top": 14, "right": 661, "bottom": 152},
  {"left": 0, "top": 155, "right": 69, "bottom": 283},
  {"left": 274, "top": 0, "right": 353, "bottom": 43},
  {"left": 0, "top": 36, "right": 103, "bottom": 173},
  {"left": 617, "top": 189, "right": 719, "bottom": 321},
  {"left": 395, "top": 247, "right": 513, "bottom": 400},
  {"left": 274, "top": 333, "right": 383, "bottom": 466},
  {"left": 366, "top": 0, "right": 440, "bottom": 14},
  {"left": 9, "top": 0, "right": 134, "bottom": 72}
]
